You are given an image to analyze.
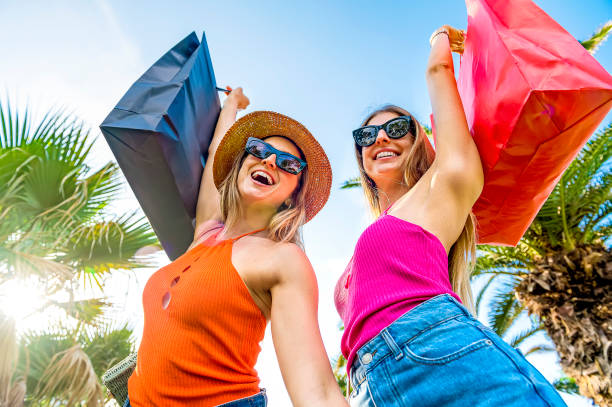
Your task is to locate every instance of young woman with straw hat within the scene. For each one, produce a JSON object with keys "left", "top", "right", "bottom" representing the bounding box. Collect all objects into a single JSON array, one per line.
[
  {"left": 126, "top": 88, "right": 347, "bottom": 407},
  {"left": 334, "top": 27, "right": 566, "bottom": 406}
]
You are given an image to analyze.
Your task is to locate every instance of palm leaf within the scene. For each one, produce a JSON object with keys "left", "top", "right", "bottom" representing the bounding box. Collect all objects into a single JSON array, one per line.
[
  {"left": 507, "top": 322, "right": 545, "bottom": 348},
  {"left": 554, "top": 377, "right": 580, "bottom": 395},
  {"left": 340, "top": 177, "right": 361, "bottom": 189},
  {"left": 18, "top": 324, "right": 133, "bottom": 406},
  {"left": 580, "top": 21, "right": 612, "bottom": 54},
  {"left": 474, "top": 274, "right": 497, "bottom": 318},
  {"left": 534, "top": 124, "right": 612, "bottom": 249},
  {"left": 79, "top": 324, "right": 133, "bottom": 379},
  {"left": 33, "top": 344, "right": 103, "bottom": 406},
  {"left": 487, "top": 277, "right": 523, "bottom": 336},
  {"left": 523, "top": 344, "right": 556, "bottom": 356},
  {"left": 473, "top": 245, "right": 532, "bottom": 278},
  {"left": 0, "top": 249, "right": 72, "bottom": 284},
  {"left": 0, "top": 313, "right": 25, "bottom": 407},
  {"left": 50, "top": 298, "right": 110, "bottom": 326}
]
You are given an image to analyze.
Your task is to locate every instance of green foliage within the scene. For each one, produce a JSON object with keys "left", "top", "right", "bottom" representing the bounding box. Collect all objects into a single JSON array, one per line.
[
  {"left": 0, "top": 98, "right": 158, "bottom": 290},
  {"left": 0, "top": 99, "right": 158, "bottom": 405},
  {"left": 17, "top": 325, "right": 133, "bottom": 405},
  {"left": 340, "top": 177, "right": 361, "bottom": 189},
  {"left": 475, "top": 124, "right": 611, "bottom": 361},
  {"left": 554, "top": 377, "right": 581, "bottom": 395},
  {"left": 580, "top": 21, "right": 612, "bottom": 54}
]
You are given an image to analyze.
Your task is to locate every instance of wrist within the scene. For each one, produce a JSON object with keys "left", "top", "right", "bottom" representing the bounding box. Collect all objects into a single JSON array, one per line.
[
  {"left": 222, "top": 96, "right": 239, "bottom": 110},
  {"left": 429, "top": 28, "right": 450, "bottom": 46}
]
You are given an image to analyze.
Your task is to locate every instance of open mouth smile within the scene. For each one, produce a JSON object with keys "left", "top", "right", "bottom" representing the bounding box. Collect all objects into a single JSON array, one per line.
[
  {"left": 250, "top": 170, "right": 275, "bottom": 186},
  {"left": 374, "top": 150, "right": 399, "bottom": 160}
]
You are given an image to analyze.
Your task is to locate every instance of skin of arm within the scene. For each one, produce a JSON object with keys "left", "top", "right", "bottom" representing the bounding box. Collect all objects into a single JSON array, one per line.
[
  {"left": 425, "top": 27, "right": 483, "bottom": 206},
  {"left": 192, "top": 88, "right": 250, "bottom": 244},
  {"left": 392, "top": 26, "right": 484, "bottom": 250},
  {"left": 269, "top": 243, "right": 348, "bottom": 407}
]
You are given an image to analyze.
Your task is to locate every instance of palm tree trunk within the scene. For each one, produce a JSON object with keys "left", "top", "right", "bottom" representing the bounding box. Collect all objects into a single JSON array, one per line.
[{"left": 516, "top": 244, "right": 612, "bottom": 406}]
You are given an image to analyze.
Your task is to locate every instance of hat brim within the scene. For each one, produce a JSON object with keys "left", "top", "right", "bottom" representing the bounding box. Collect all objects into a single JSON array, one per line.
[{"left": 213, "top": 111, "right": 332, "bottom": 223}]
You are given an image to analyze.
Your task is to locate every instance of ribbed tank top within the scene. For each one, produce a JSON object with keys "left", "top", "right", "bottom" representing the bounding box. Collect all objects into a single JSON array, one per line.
[
  {"left": 128, "top": 226, "right": 267, "bottom": 407},
  {"left": 334, "top": 213, "right": 461, "bottom": 371}
]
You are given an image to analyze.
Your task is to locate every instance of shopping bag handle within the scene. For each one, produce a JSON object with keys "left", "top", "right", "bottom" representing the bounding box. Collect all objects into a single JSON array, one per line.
[{"left": 216, "top": 86, "right": 232, "bottom": 95}]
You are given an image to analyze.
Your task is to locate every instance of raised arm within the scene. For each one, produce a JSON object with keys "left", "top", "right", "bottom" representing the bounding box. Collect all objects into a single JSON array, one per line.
[
  {"left": 270, "top": 244, "right": 348, "bottom": 407},
  {"left": 192, "top": 88, "right": 250, "bottom": 242},
  {"left": 426, "top": 26, "right": 483, "bottom": 205},
  {"left": 392, "top": 26, "right": 483, "bottom": 250}
]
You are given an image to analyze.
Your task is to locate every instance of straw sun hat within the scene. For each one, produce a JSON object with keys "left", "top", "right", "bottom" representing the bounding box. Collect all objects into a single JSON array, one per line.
[{"left": 213, "top": 111, "right": 332, "bottom": 223}]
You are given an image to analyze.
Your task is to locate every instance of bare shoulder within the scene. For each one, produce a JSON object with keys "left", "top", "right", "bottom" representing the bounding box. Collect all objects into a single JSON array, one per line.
[{"left": 245, "top": 239, "right": 312, "bottom": 280}]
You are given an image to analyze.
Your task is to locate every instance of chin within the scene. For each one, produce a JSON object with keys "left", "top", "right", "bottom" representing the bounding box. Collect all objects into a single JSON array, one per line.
[
  {"left": 369, "top": 163, "right": 403, "bottom": 178},
  {"left": 238, "top": 182, "right": 277, "bottom": 206}
]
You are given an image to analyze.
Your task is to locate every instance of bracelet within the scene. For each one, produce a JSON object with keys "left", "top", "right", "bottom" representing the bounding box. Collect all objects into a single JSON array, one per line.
[{"left": 429, "top": 28, "right": 450, "bottom": 46}]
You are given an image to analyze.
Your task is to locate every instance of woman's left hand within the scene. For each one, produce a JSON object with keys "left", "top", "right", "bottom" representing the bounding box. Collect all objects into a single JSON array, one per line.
[{"left": 432, "top": 25, "right": 466, "bottom": 54}]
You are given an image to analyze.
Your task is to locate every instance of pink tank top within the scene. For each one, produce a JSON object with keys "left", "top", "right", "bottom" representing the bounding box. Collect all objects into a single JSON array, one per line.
[{"left": 334, "top": 212, "right": 461, "bottom": 371}]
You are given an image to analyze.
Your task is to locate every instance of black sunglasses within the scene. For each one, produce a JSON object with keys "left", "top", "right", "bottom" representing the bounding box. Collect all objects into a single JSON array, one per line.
[
  {"left": 352, "top": 115, "right": 416, "bottom": 148},
  {"left": 245, "top": 137, "right": 307, "bottom": 175}
]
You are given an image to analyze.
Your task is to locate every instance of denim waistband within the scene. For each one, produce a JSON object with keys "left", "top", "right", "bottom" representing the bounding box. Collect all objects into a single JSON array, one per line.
[{"left": 350, "top": 294, "right": 472, "bottom": 385}]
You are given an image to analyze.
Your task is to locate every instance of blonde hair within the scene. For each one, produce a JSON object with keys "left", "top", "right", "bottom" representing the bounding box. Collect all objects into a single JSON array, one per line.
[
  {"left": 218, "top": 136, "right": 307, "bottom": 247},
  {"left": 355, "top": 105, "right": 477, "bottom": 314}
]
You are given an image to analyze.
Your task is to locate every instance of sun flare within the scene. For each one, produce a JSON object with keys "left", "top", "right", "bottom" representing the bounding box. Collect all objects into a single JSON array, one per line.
[{"left": 0, "top": 279, "right": 46, "bottom": 323}]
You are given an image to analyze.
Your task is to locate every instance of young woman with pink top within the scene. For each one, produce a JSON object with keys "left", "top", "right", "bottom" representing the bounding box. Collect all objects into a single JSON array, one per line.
[{"left": 334, "top": 26, "right": 566, "bottom": 406}]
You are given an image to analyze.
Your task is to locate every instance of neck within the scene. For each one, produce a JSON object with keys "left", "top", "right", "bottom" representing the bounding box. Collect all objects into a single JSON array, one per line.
[
  {"left": 375, "top": 177, "right": 408, "bottom": 214},
  {"left": 222, "top": 201, "right": 276, "bottom": 238}
]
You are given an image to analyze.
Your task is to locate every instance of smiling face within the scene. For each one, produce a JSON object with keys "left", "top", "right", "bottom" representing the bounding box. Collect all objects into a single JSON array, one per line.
[
  {"left": 361, "top": 111, "right": 415, "bottom": 186},
  {"left": 236, "top": 136, "right": 303, "bottom": 210}
]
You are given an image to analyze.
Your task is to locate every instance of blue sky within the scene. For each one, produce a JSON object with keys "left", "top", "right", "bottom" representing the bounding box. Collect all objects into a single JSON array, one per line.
[{"left": 1, "top": 1, "right": 610, "bottom": 406}]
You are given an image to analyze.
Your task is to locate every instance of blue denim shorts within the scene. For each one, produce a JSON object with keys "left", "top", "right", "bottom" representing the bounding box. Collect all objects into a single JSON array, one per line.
[
  {"left": 124, "top": 389, "right": 267, "bottom": 407},
  {"left": 349, "top": 294, "right": 567, "bottom": 407}
]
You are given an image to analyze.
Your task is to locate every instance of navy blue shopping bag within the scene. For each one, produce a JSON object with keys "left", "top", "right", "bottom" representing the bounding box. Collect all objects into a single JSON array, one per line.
[{"left": 101, "top": 32, "right": 220, "bottom": 260}]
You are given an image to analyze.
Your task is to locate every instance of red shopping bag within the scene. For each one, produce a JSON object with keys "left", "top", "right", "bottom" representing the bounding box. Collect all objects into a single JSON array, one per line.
[{"left": 456, "top": 0, "right": 612, "bottom": 245}]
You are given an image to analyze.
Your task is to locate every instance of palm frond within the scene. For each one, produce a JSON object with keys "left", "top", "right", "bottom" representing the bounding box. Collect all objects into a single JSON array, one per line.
[
  {"left": 553, "top": 377, "right": 580, "bottom": 395},
  {"left": 474, "top": 274, "right": 498, "bottom": 318},
  {"left": 0, "top": 313, "right": 23, "bottom": 406},
  {"left": 18, "top": 324, "right": 133, "bottom": 405},
  {"left": 0, "top": 248, "right": 72, "bottom": 284},
  {"left": 523, "top": 344, "right": 556, "bottom": 356},
  {"left": 32, "top": 344, "right": 103, "bottom": 407},
  {"left": 580, "top": 21, "right": 612, "bottom": 54},
  {"left": 340, "top": 177, "right": 362, "bottom": 189},
  {"left": 507, "top": 322, "right": 545, "bottom": 348},
  {"left": 74, "top": 163, "right": 122, "bottom": 221},
  {"left": 534, "top": 125, "right": 612, "bottom": 248},
  {"left": 487, "top": 277, "right": 523, "bottom": 336},
  {"left": 61, "top": 213, "right": 158, "bottom": 279},
  {"left": 79, "top": 324, "right": 133, "bottom": 378},
  {"left": 50, "top": 298, "right": 110, "bottom": 326},
  {"left": 473, "top": 245, "right": 532, "bottom": 278}
]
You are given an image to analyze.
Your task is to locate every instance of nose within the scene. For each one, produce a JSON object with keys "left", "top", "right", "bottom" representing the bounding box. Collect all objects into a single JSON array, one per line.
[
  {"left": 261, "top": 153, "right": 277, "bottom": 169},
  {"left": 375, "top": 128, "right": 390, "bottom": 145}
]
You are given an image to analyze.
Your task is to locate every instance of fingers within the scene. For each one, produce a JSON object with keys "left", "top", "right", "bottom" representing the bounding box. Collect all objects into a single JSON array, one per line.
[{"left": 226, "top": 86, "right": 250, "bottom": 110}]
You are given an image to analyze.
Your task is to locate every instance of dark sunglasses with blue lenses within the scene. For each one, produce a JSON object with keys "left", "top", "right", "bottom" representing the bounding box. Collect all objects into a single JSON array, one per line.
[
  {"left": 245, "top": 137, "right": 307, "bottom": 175},
  {"left": 352, "top": 115, "right": 416, "bottom": 148}
]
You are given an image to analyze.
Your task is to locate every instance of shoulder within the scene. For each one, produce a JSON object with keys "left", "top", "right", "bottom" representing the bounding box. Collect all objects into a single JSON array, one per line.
[
  {"left": 242, "top": 238, "right": 314, "bottom": 285},
  {"left": 273, "top": 242, "right": 316, "bottom": 289}
]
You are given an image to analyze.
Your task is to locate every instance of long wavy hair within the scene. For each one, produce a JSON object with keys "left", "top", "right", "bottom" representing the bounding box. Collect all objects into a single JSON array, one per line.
[
  {"left": 355, "top": 105, "right": 477, "bottom": 314},
  {"left": 218, "top": 136, "right": 307, "bottom": 247}
]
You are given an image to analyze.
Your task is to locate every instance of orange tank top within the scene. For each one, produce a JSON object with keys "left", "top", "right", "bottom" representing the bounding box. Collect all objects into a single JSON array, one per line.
[{"left": 128, "top": 226, "right": 267, "bottom": 407}]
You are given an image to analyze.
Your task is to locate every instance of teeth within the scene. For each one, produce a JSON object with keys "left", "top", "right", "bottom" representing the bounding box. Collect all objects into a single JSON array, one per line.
[
  {"left": 376, "top": 151, "right": 398, "bottom": 159},
  {"left": 252, "top": 170, "right": 273, "bottom": 185}
]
